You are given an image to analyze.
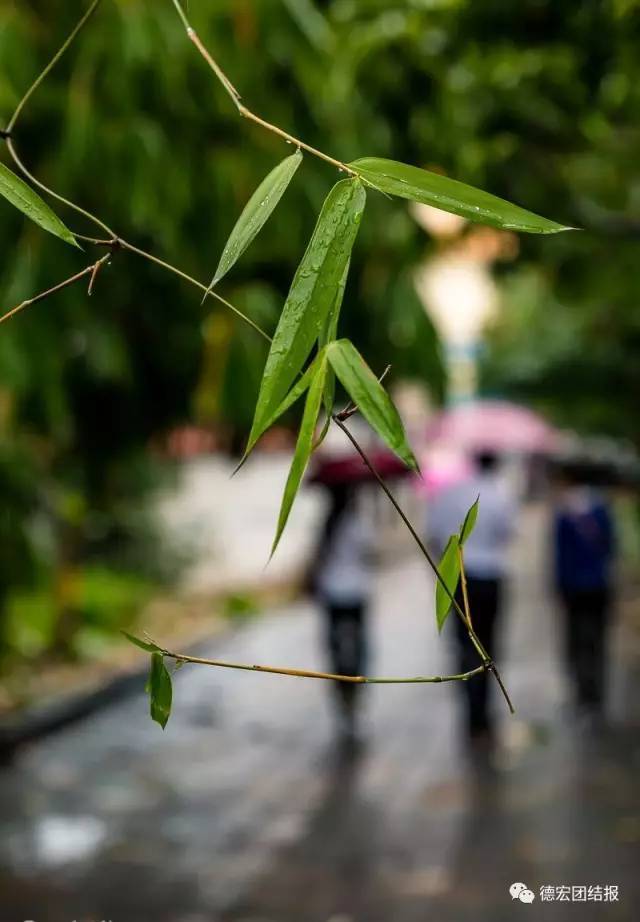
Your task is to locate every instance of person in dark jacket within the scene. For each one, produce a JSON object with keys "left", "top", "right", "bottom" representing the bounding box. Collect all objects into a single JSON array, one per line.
[{"left": 553, "top": 461, "right": 616, "bottom": 716}]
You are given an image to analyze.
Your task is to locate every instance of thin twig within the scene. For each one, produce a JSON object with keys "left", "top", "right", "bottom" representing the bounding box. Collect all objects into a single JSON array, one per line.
[
  {"left": 457, "top": 544, "right": 473, "bottom": 630},
  {"left": 157, "top": 645, "right": 488, "bottom": 686},
  {"left": 5, "top": 142, "right": 272, "bottom": 339},
  {"left": 0, "top": 1, "right": 275, "bottom": 342},
  {"left": 6, "top": 138, "right": 115, "bottom": 239},
  {"left": 2, "top": 0, "right": 114, "bottom": 239},
  {"left": 87, "top": 257, "right": 104, "bottom": 295},
  {"left": 170, "top": 0, "right": 356, "bottom": 176},
  {"left": 117, "top": 239, "right": 273, "bottom": 343},
  {"left": 7, "top": 0, "right": 103, "bottom": 133},
  {"left": 0, "top": 255, "right": 110, "bottom": 325},
  {"left": 332, "top": 415, "right": 514, "bottom": 713},
  {"left": 336, "top": 365, "right": 391, "bottom": 421}
]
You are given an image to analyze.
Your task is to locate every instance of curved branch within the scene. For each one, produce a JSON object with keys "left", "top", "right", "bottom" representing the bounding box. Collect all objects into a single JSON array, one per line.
[
  {"left": 7, "top": 0, "right": 104, "bottom": 133},
  {"left": 169, "top": 0, "right": 355, "bottom": 176},
  {"left": 6, "top": 138, "right": 115, "bottom": 238},
  {"left": 158, "top": 644, "right": 487, "bottom": 686},
  {"left": 332, "top": 415, "right": 515, "bottom": 714},
  {"left": 0, "top": 254, "right": 110, "bottom": 325}
]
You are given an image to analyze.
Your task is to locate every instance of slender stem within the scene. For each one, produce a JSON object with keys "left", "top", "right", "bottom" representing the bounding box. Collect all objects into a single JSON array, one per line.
[
  {"left": 1, "top": 0, "right": 276, "bottom": 342},
  {"left": 6, "top": 138, "right": 115, "bottom": 238},
  {"left": 117, "top": 239, "right": 272, "bottom": 343},
  {"left": 186, "top": 28, "right": 242, "bottom": 105},
  {"left": 2, "top": 146, "right": 271, "bottom": 339},
  {"left": 333, "top": 417, "right": 465, "bottom": 619},
  {"left": 337, "top": 365, "right": 391, "bottom": 422},
  {"left": 158, "top": 646, "right": 487, "bottom": 686},
  {"left": 170, "top": 0, "right": 355, "bottom": 176},
  {"left": 237, "top": 107, "right": 355, "bottom": 176},
  {"left": 457, "top": 545, "right": 473, "bottom": 630},
  {"left": 169, "top": 0, "right": 191, "bottom": 32},
  {"left": 3, "top": 0, "right": 113, "bottom": 238},
  {"left": 7, "top": 0, "right": 103, "bottom": 133},
  {"left": 332, "top": 416, "right": 514, "bottom": 713},
  {"left": 0, "top": 255, "right": 110, "bottom": 325}
]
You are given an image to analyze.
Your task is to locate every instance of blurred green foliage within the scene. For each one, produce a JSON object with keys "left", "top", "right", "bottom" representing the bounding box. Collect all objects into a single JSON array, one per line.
[
  {"left": 1, "top": 0, "right": 638, "bottom": 664},
  {"left": 0, "top": 0, "right": 447, "bottom": 664},
  {"left": 5, "top": 566, "right": 153, "bottom": 659}
]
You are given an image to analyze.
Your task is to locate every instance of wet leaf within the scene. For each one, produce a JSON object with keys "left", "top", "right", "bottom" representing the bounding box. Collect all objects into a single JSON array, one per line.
[
  {"left": 122, "top": 631, "right": 162, "bottom": 653},
  {"left": 243, "top": 350, "right": 322, "bottom": 460},
  {"left": 148, "top": 652, "right": 172, "bottom": 729},
  {"left": 327, "top": 339, "right": 418, "bottom": 470},
  {"left": 0, "top": 161, "right": 80, "bottom": 247},
  {"left": 271, "top": 355, "right": 327, "bottom": 555},
  {"left": 248, "top": 178, "right": 366, "bottom": 450},
  {"left": 319, "top": 259, "right": 349, "bottom": 351},
  {"left": 350, "top": 158, "right": 572, "bottom": 234},
  {"left": 435, "top": 534, "right": 461, "bottom": 632},
  {"left": 319, "top": 260, "right": 350, "bottom": 421},
  {"left": 204, "top": 150, "right": 302, "bottom": 299},
  {"left": 460, "top": 496, "right": 480, "bottom": 545}
]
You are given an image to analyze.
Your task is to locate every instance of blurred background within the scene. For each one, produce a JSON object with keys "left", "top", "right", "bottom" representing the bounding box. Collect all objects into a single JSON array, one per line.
[{"left": 0, "top": 1, "right": 639, "bottom": 920}]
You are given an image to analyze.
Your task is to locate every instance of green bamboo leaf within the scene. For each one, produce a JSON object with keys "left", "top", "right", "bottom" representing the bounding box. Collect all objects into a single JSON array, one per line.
[
  {"left": 350, "top": 158, "right": 573, "bottom": 234},
  {"left": 242, "top": 350, "right": 323, "bottom": 462},
  {"left": 460, "top": 496, "right": 480, "bottom": 545},
  {"left": 122, "top": 631, "right": 162, "bottom": 653},
  {"left": 0, "top": 161, "right": 80, "bottom": 247},
  {"left": 248, "top": 178, "right": 366, "bottom": 449},
  {"left": 435, "top": 534, "right": 461, "bottom": 632},
  {"left": 318, "top": 260, "right": 349, "bottom": 421},
  {"left": 203, "top": 150, "right": 302, "bottom": 300},
  {"left": 148, "top": 652, "right": 172, "bottom": 730},
  {"left": 271, "top": 355, "right": 327, "bottom": 555},
  {"left": 327, "top": 339, "right": 418, "bottom": 471},
  {"left": 319, "top": 259, "right": 349, "bottom": 351}
]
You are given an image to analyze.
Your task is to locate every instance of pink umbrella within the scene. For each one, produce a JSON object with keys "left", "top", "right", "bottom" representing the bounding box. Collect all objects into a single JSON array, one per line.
[{"left": 426, "top": 400, "right": 559, "bottom": 454}]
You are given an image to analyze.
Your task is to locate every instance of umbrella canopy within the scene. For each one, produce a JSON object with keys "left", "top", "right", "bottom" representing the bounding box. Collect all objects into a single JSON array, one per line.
[
  {"left": 426, "top": 400, "right": 558, "bottom": 454},
  {"left": 309, "top": 448, "right": 410, "bottom": 487}
]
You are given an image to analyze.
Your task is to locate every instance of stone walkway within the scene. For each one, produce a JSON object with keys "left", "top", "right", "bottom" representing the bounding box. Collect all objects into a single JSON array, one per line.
[{"left": 0, "top": 507, "right": 639, "bottom": 922}]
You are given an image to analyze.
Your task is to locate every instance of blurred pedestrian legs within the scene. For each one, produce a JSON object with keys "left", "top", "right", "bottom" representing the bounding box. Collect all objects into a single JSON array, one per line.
[
  {"left": 553, "top": 460, "right": 616, "bottom": 717},
  {"left": 427, "top": 451, "right": 516, "bottom": 750},
  {"left": 308, "top": 483, "right": 373, "bottom": 741}
]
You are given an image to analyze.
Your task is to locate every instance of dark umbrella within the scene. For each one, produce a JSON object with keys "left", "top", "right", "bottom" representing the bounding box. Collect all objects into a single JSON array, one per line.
[{"left": 308, "top": 447, "right": 410, "bottom": 486}]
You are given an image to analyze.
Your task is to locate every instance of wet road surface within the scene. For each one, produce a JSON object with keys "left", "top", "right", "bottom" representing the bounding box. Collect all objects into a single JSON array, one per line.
[{"left": 1, "top": 507, "right": 639, "bottom": 922}]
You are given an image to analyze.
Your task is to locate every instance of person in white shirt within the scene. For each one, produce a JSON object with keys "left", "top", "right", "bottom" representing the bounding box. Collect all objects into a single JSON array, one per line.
[
  {"left": 427, "top": 451, "right": 516, "bottom": 747},
  {"left": 311, "top": 483, "right": 373, "bottom": 739}
]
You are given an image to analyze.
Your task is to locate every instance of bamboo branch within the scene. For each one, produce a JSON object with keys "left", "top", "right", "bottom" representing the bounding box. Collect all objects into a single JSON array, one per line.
[
  {"left": 332, "top": 415, "right": 514, "bottom": 714},
  {"left": 156, "top": 643, "right": 488, "bottom": 686},
  {"left": 0, "top": 255, "right": 110, "bottom": 325},
  {"left": 457, "top": 544, "right": 473, "bottom": 631},
  {"left": 336, "top": 365, "right": 392, "bottom": 422},
  {"left": 169, "top": 0, "right": 356, "bottom": 176},
  {"left": 6, "top": 132, "right": 115, "bottom": 240},
  {"left": 7, "top": 0, "right": 104, "bottom": 134},
  {"left": 116, "top": 239, "right": 273, "bottom": 343},
  {"left": 0, "top": 0, "right": 272, "bottom": 343}
]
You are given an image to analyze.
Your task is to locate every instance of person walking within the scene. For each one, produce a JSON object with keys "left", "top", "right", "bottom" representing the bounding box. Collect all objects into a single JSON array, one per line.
[
  {"left": 553, "top": 461, "right": 616, "bottom": 719},
  {"left": 310, "top": 482, "right": 374, "bottom": 741},
  {"left": 427, "top": 451, "right": 516, "bottom": 749}
]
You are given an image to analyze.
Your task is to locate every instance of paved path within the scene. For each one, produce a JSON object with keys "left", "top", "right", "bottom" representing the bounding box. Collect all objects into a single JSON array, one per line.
[{"left": 1, "top": 508, "right": 639, "bottom": 922}]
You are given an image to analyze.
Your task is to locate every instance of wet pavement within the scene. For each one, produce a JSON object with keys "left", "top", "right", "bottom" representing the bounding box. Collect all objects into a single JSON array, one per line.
[{"left": 1, "top": 506, "right": 639, "bottom": 922}]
